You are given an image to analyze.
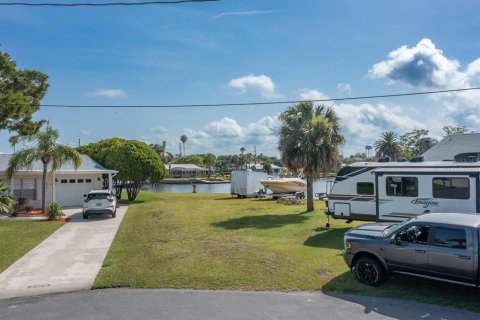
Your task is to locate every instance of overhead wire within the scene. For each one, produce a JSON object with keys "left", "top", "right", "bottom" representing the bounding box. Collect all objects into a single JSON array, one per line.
[
  {"left": 0, "top": 0, "right": 219, "bottom": 7},
  {"left": 30, "top": 86, "right": 480, "bottom": 108}
]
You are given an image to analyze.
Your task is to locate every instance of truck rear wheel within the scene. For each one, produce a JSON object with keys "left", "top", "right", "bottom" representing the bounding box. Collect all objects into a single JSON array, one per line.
[{"left": 354, "top": 257, "right": 383, "bottom": 286}]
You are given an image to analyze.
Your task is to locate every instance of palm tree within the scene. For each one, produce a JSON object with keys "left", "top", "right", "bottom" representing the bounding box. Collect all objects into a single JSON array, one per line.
[
  {"left": 240, "top": 147, "right": 245, "bottom": 168},
  {"left": 180, "top": 135, "right": 188, "bottom": 156},
  {"left": 7, "top": 125, "right": 82, "bottom": 213},
  {"left": 278, "top": 101, "right": 345, "bottom": 211},
  {"left": 0, "top": 180, "right": 14, "bottom": 215},
  {"left": 204, "top": 153, "right": 216, "bottom": 178},
  {"left": 374, "top": 131, "right": 401, "bottom": 161},
  {"left": 244, "top": 153, "right": 254, "bottom": 169}
]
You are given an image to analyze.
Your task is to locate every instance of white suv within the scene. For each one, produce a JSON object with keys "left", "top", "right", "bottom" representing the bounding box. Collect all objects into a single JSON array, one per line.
[{"left": 83, "top": 190, "right": 117, "bottom": 219}]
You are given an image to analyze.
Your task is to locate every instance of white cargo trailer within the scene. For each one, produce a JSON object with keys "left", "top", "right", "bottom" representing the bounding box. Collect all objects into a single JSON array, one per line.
[{"left": 230, "top": 170, "right": 267, "bottom": 198}]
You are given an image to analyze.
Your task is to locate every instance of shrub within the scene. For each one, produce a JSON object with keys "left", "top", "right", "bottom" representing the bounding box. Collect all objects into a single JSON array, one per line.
[
  {"left": 47, "top": 201, "right": 64, "bottom": 221},
  {"left": 0, "top": 180, "right": 14, "bottom": 215}
]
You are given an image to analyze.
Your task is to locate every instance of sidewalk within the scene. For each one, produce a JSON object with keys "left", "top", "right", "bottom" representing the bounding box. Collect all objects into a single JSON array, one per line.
[{"left": 0, "top": 205, "right": 128, "bottom": 300}]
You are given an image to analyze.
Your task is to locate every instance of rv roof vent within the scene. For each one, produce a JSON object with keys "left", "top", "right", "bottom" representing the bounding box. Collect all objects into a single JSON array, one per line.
[
  {"left": 410, "top": 156, "right": 424, "bottom": 162},
  {"left": 454, "top": 152, "right": 480, "bottom": 162},
  {"left": 378, "top": 156, "right": 390, "bottom": 162}
]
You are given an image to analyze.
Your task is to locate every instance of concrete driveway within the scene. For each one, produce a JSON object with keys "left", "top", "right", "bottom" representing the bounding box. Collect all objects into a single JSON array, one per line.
[{"left": 0, "top": 205, "right": 128, "bottom": 300}]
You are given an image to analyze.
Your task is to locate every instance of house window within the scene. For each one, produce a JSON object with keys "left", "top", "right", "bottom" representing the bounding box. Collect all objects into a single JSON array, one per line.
[
  {"left": 357, "top": 182, "right": 374, "bottom": 195},
  {"left": 386, "top": 177, "right": 418, "bottom": 197},
  {"left": 432, "top": 178, "right": 469, "bottom": 199},
  {"left": 13, "top": 178, "right": 37, "bottom": 200},
  {"left": 78, "top": 179, "right": 84, "bottom": 183},
  {"left": 61, "top": 179, "right": 67, "bottom": 183},
  {"left": 86, "top": 179, "right": 92, "bottom": 183},
  {"left": 69, "top": 179, "right": 76, "bottom": 183}
]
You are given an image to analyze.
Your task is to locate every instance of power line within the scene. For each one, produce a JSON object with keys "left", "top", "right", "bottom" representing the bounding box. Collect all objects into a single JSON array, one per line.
[
  {"left": 0, "top": 0, "right": 219, "bottom": 7},
  {"left": 34, "top": 86, "right": 480, "bottom": 108}
]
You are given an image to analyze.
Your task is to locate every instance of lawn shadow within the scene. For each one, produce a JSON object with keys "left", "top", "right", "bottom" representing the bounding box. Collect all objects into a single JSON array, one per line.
[
  {"left": 323, "top": 271, "right": 480, "bottom": 316},
  {"left": 67, "top": 212, "right": 113, "bottom": 223},
  {"left": 303, "top": 227, "right": 351, "bottom": 249},
  {"left": 118, "top": 199, "right": 145, "bottom": 205},
  {"left": 212, "top": 214, "right": 309, "bottom": 230},
  {"left": 214, "top": 197, "right": 277, "bottom": 202}
]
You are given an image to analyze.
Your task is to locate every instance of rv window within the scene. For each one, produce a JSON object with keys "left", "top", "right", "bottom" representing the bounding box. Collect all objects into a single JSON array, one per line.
[
  {"left": 386, "top": 177, "right": 418, "bottom": 197},
  {"left": 336, "top": 166, "right": 366, "bottom": 177},
  {"left": 357, "top": 182, "right": 374, "bottom": 195},
  {"left": 432, "top": 178, "right": 470, "bottom": 199},
  {"left": 433, "top": 227, "right": 467, "bottom": 249}
]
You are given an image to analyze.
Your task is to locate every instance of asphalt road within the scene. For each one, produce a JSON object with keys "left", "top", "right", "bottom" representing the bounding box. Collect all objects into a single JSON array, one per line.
[{"left": 0, "top": 289, "right": 478, "bottom": 320}]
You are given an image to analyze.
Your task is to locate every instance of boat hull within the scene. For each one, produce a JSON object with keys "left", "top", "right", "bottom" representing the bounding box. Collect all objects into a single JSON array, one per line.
[{"left": 260, "top": 178, "right": 307, "bottom": 193}]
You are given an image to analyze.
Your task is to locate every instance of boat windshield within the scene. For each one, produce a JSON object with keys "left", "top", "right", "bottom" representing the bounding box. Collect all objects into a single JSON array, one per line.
[{"left": 382, "top": 220, "right": 410, "bottom": 237}]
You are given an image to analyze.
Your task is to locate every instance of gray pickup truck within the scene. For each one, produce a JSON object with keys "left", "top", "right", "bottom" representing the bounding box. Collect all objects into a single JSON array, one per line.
[{"left": 343, "top": 212, "right": 480, "bottom": 287}]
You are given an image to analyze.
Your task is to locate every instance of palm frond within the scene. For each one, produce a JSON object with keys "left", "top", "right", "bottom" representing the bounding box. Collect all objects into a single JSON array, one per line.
[
  {"left": 50, "top": 144, "right": 82, "bottom": 171},
  {"left": 6, "top": 148, "right": 39, "bottom": 178}
]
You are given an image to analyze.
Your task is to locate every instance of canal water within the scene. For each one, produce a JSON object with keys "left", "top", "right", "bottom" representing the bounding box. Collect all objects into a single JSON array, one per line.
[{"left": 145, "top": 178, "right": 334, "bottom": 194}]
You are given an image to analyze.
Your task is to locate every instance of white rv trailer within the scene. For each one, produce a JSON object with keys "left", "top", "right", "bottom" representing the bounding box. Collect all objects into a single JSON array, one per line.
[{"left": 326, "top": 160, "right": 480, "bottom": 222}]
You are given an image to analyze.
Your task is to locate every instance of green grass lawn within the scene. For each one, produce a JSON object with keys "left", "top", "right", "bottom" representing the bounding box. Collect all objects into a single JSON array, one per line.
[
  {"left": 95, "top": 192, "right": 480, "bottom": 312},
  {"left": 0, "top": 220, "right": 64, "bottom": 273}
]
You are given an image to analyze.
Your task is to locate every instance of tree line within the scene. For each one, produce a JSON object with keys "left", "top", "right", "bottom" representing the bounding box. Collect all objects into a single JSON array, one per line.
[
  {"left": 343, "top": 125, "right": 475, "bottom": 164},
  {"left": 148, "top": 143, "right": 282, "bottom": 174}
]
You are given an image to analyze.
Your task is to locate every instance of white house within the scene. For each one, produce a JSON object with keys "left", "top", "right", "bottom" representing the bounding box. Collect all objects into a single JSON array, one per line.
[
  {"left": 166, "top": 163, "right": 211, "bottom": 177},
  {"left": 0, "top": 154, "right": 117, "bottom": 207},
  {"left": 241, "top": 163, "right": 283, "bottom": 175}
]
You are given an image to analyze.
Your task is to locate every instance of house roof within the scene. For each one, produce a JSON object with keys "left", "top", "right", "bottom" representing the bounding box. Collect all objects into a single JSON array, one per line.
[
  {"left": 243, "top": 163, "right": 282, "bottom": 170},
  {"left": 421, "top": 133, "right": 480, "bottom": 161},
  {"left": 0, "top": 154, "right": 117, "bottom": 174},
  {"left": 166, "top": 163, "right": 207, "bottom": 170}
]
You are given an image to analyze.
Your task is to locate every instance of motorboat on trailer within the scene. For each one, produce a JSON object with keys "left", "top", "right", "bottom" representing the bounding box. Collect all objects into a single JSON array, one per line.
[{"left": 260, "top": 176, "right": 307, "bottom": 194}]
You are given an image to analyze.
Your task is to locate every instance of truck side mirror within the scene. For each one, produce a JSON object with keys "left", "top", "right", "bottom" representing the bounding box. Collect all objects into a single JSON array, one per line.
[{"left": 390, "top": 235, "right": 399, "bottom": 245}]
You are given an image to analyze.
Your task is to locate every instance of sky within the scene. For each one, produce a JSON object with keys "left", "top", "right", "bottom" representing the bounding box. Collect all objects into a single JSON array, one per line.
[{"left": 1, "top": 0, "right": 480, "bottom": 157}]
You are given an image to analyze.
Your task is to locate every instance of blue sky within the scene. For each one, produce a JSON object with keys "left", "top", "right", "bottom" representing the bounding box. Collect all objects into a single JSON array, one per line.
[{"left": 1, "top": 0, "right": 480, "bottom": 157}]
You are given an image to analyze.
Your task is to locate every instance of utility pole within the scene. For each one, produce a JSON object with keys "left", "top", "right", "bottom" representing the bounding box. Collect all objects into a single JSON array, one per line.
[
  {"left": 78, "top": 138, "right": 81, "bottom": 147},
  {"left": 254, "top": 146, "right": 257, "bottom": 164}
]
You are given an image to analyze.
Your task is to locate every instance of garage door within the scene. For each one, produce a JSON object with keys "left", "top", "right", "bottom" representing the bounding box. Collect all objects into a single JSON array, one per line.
[{"left": 56, "top": 177, "right": 95, "bottom": 207}]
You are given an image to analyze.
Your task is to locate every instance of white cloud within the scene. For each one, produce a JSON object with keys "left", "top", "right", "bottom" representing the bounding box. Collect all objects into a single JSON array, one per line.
[
  {"left": 86, "top": 89, "right": 126, "bottom": 98},
  {"left": 80, "top": 130, "right": 90, "bottom": 136},
  {"left": 299, "top": 89, "right": 329, "bottom": 101},
  {"left": 204, "top": 117, "right": 244, "bottom": 138},
  {"left": 340, "top": 101, "right": 450, "bottom": 155},
  {"left": 177, "top": 116, "right": 280, "bottom": 155},
  {"left": 150, "top": 126, "right": 168, "bottom": 135},
  {"left": 369, "top": 38, "right": 468, "bottom": 88},
  {"left": 368, "top": 38, "right": 480, "bottom": 133},
  {"left": 139, "top": 136, "right": 152, "bottom": 145},
  {"left": 211, "top": 10, "right": 277, "bottom": 20},
  {"left": 337, "top": 83, "right": 352, "bottom": 95},
  {"left": 228, "top": 74, "right": 280, "bottom": 98},
  {"left": 467, "top": 58, "right": 480, "bottom": 77}
]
